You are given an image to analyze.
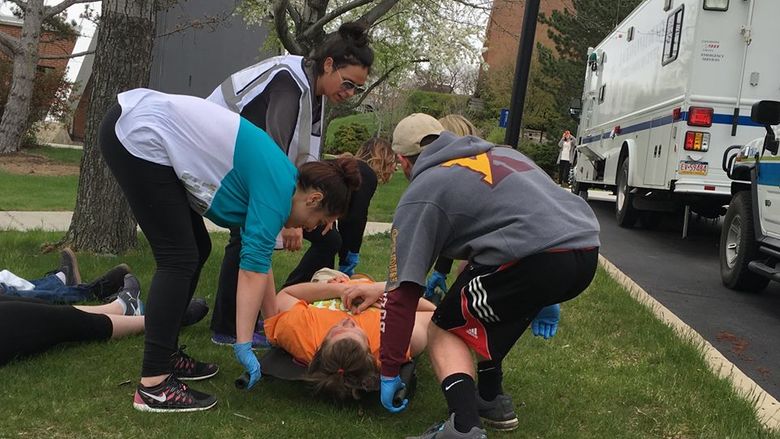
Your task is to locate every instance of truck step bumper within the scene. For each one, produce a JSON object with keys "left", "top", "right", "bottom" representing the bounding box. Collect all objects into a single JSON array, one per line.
[{"left": 748, "top": 261, "right": 780, "bottom": 282}]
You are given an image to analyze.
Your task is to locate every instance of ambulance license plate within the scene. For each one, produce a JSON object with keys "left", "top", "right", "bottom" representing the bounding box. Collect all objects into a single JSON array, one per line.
[{"left": 679, "top": 160, "right": 708, "bottom": 176}]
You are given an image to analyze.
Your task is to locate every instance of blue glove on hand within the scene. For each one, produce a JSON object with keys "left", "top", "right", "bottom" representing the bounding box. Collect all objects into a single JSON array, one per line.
[
  {"left": 532, "top": 304, "right": 560, "bottom": 339},
  {"left": 425, "top": 271, "right": 447, "bottom": 299},
  {"left": 339, "top": 251, "right": 360, "bottom": 277},
  {"left": 380, "top": 375, "right": 408, "bottom": 413},
  {"left": 233, "top": 341, "right": 261, "bottom": 389}
]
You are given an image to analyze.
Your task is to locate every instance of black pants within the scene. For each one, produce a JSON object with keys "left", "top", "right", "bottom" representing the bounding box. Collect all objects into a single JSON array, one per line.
[
  {"left": 558, "top": 160, "right": 571, "bottom": 184},
  {"left": 100, "top": 103, "right": 211, "bottom": 377},
  {"left": 432, "top": 248, "right": 598, "bottom": 363},
  {"left": 0, "top": 296, "right": 112, "bottom": 366},
  {"left": 210, "top": 225, "right": 341, "bottom": 336}
]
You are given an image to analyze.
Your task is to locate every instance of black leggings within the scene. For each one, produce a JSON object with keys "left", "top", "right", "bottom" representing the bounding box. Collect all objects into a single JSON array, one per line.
[
  {"left": 100, "top": 103, "right": 211, "bottom": 377},
  {"left": 558, "top": 160, "right": 571, "bottom": 184},
  {"left": 0, "top": 296, "right": 112, "bottom": 366}
]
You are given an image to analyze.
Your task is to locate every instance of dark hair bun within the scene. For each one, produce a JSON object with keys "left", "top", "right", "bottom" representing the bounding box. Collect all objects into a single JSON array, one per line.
[
  {"left": 338, "top": 22, "right": 369, "bottom": 48},
  {"left": 334, "top": 157, "right": 362, "bottom": 192}
]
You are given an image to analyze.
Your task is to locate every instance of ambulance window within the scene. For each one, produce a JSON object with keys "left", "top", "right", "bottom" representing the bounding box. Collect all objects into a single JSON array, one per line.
[
  {"left": 598, "top": 84, "right": 606, "bottom": 103},
  {"left": 662, "top": 5, "right": 684, "bottom": 65},
  {"left": 703, "top": 0, "right": 728, "bottom": 11}
]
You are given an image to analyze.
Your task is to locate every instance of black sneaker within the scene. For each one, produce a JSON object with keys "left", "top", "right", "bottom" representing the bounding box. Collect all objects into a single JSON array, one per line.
[
  {"left": 88, "top": 264, "right": 131, "bottom": 301},
  {"left": 133, "top": 374, "right": 216, "bottom": 413},
  {"left": 172, "top": 346, "right": 219, "bottom": 381},
  {"left": 181, "top": 298, "right": 209, "bottom": 327},
  {"left": 115, "top": 274, "right": 143, "bottom": 316},
  {"left": 477, "top": 393, "right": 519, "bottom": 431},
  {"left": 59, "top": 248, "right": 81, "bottom": 286}
]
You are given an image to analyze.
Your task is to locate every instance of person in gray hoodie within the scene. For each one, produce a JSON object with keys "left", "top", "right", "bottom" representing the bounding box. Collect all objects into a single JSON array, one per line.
[{"left": 344, "top": 114, "right": 600, "bottom": 438}]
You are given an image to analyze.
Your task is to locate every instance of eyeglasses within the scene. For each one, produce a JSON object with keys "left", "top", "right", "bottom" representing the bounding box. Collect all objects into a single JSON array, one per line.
[{"left": 335, "top": 69, "right": 366, "bottom": 94}]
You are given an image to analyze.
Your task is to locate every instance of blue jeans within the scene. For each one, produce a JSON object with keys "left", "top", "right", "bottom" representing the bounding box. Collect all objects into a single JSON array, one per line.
[{"left": 1, "top": 275, "right": 91, "bottom": 303}]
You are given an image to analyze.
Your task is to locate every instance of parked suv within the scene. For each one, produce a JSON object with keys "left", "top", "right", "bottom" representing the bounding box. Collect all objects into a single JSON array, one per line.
[{"left": 720, "top": 101, "right": 780, "bottom": 292}]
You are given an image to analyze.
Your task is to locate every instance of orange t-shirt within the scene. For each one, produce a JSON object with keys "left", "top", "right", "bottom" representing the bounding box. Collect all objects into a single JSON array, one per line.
[{"left": 264, "top": 300, "right": 383, "bottom": 365}]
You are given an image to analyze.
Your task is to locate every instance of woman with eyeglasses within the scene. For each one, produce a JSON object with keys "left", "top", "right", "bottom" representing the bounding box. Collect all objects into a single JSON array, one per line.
[{"left": 206, "top": 22, "right": 377, "bottom": 350}]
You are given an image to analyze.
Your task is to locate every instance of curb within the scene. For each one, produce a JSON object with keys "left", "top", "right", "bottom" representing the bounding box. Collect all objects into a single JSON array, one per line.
[{"left": 600, "top": 255, "right": 780, "bottom": 430}]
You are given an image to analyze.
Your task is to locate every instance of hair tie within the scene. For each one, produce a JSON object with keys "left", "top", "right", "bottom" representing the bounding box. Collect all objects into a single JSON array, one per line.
[{"left": 337, "top": 368, "right": 345, "bottom": 376}]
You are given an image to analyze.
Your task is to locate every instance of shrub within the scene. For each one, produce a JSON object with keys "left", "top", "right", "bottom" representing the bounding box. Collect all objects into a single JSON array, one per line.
[
  {"left": 404, "top": 90, "right": 469, "bottom": 119},
  {"left": 325, "top": 122, "right": 371, "bottom": 155}
]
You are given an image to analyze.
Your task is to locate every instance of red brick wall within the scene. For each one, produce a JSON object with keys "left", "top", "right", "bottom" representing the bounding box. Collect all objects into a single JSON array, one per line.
[
  {"left": 0, "top": 22, "right": 77, "bottom": 73},
  {"left": 483, "top": 0, "right": 573, "bottom": 73}
]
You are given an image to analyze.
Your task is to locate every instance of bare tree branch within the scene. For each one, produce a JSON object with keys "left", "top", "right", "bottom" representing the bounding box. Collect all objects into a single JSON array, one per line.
[
  {"left": 45, "top": 0, "right": 96, "bottom": 18},
  {"left": 300, "top": 0, "right": 374, "bottom": 41},
  {"left": 39, "top": 48, "right": 94, "bottom": 59},
  {"left": 0, "top": 30, "right": 22, "bottom": 56},
  {"left": 4, "top": 0, "right": 28, "bottom": 12},
  {"left": 286, "top": 1, "right": 301, "bottom": 29},
  {"left": 273, "top": 0, "right": 304, "bottom": 54},
  {"left": 155, "top": 6, "right": 237, "bottom": 38},
  {"left": 354, "top": 0, "right": 402, "bottom": 28},
  {"left": 351, "top": 57, "right": 428, "bottom": 107}
]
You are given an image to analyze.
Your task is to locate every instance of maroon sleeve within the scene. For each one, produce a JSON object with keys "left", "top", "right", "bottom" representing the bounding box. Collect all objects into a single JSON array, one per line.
[{"left": 380, "top": 282, "right": 423, "bottom": 377}]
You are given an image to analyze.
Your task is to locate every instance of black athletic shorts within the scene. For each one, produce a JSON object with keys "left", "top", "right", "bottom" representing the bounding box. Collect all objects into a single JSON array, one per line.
[{"left": 431, "top": 247, "right": 598, "bottom": 361}]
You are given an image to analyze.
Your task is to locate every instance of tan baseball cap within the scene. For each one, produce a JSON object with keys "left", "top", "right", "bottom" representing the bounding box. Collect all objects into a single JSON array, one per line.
[{"left": 392, "top": 113, "right": 444, "bottom": 156}]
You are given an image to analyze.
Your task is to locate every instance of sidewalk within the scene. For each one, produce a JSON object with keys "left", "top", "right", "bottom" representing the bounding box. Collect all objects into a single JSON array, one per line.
[{"left": 0, "top": 211, "right": 392, "bottom": 235}]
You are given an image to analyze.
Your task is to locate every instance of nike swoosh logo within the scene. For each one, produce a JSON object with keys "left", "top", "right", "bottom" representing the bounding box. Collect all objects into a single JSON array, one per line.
[
  {"left": 444, "top": 379, "right": 464, "bottom": 391},
  {"left": 139, "top": 389, "right": 167, "bottom": 403}
]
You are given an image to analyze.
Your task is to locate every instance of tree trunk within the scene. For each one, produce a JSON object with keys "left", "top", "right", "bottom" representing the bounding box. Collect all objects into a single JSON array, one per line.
[
  {"left": 63, "top": 0, "right": 155, "bottom": 253},
  {"left": 0, "top": 0, "right": 44, "bottom": 154}
]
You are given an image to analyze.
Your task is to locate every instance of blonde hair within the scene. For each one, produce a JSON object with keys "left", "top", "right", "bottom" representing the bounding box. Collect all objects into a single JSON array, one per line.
[
  {"left": 305, "top": 338, "right": 379, "bottom": 401},
  {"left": 438, "top": 114, "right": 479, "bottom": 137},
  {"left": 355, "top": 137, "right": 396, "bottom": 184}
]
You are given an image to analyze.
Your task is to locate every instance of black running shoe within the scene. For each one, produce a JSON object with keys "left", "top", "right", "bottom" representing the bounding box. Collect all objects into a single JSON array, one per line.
[
  {"left": 171, "top": 346, "right": 219, "bottom": 381},
  {"left": 133, "top": 374, "right": 216, "bottom": 413},
  {"left": 477, "top": 393, "right": 520, "bottom": 431},
  {"left": 89, "top": 264, "right": 131, "bottom": 301},
  {"left": 59, "top": 248, "right": 81, "bottom": 286}
]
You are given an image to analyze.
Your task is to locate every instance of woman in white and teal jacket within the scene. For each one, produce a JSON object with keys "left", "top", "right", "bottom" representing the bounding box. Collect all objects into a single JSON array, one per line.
[{"left": 99, "top": 88, "right": 361, "bottom": 413}]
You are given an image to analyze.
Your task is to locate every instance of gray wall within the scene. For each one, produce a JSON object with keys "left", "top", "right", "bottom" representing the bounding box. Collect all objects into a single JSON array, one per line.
[{"left": 149, "top": 0, "right": 277, "bottom": 98}]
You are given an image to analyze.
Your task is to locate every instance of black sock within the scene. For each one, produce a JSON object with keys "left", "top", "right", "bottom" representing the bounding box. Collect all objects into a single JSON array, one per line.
[
  {"left": 441, "top": 373, "right": 481, "bottom": 433},
  {"left": 477, "top": 360, "right": 504, "bottom": 401}
]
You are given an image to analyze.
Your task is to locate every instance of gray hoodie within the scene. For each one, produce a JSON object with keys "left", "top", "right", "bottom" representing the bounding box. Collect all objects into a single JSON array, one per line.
[{"left": 387, "top": 131, "right": 600, "bottom": 290}]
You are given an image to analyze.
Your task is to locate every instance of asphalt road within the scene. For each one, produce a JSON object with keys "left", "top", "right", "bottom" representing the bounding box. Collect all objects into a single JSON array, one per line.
[{"left": 589, "top": 195, "right": 780, "bottom": 400}]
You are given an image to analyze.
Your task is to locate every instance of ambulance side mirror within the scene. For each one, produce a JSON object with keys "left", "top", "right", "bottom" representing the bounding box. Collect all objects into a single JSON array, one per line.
[
  {"left": 751, "top": 101, "right": 780, "bottom": 155},
  {"left": 568, "top": 99, "right": 582, "bottom": 122}
]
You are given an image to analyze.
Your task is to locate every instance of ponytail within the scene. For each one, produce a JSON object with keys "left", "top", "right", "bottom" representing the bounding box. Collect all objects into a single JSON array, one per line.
[
  {"left": 305, "top": 338, "right": 379, "bottom": 401},
  {"left": 298, "top": 157, "right": 362, "bottom": 216}
]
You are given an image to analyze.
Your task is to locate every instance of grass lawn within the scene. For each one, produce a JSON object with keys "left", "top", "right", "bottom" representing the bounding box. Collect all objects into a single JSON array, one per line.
[
  {"left": 26, "top": 145, "right": 84, "bottom": 165},
  {"left": 368, "top": 170, "right": 407, "bottom": 223},
  {"left": 0, "top": 231, "right": 776, "bottom": 438}
]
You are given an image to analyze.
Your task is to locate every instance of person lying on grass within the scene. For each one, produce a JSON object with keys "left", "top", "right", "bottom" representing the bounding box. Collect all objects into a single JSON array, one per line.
[
  {"left": 0, "top": 274, "right": 208, "bottom": 367},
  {"left": 260, "top": 269, "right": 434, "bottom": 401}
]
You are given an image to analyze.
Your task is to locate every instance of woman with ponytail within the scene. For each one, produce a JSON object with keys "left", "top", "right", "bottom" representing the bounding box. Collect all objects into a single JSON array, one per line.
[
  {"left": 206, "top": 22, "right": 379, "bottom": 350},
  {"left": 98, "top": 89, "right": 362, "bottom": 412}
]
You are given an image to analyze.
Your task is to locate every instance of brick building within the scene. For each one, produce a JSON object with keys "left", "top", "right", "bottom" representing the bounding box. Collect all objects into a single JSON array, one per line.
[
  {"left": 482, "top": 0, "right": 572, "bottom": 73},
  {"left": 0, "top": 15, "right": 77, "bottom": 74}
]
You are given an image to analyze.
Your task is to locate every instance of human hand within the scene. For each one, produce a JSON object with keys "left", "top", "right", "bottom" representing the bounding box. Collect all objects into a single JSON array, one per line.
[
  {"left": 281, "top": 227, "right": 303, "bottom": 251},
  {"left": 380, "top": 375, "right": 408, "bottom": 413},
  {"left": 233, "top": 342, "right": 261, "bottom": 389},
  {"left": 338, "top": 251, "right": 360, "bottom": 277},
  {"left": 343, "top": 283, "right": 384, "bottom": 313},
  {"left": 531, "top": 304, "right": 560, "bottom": 339},
  {"left": 424, "top": 271, "right": 447, "bottom": 299}
]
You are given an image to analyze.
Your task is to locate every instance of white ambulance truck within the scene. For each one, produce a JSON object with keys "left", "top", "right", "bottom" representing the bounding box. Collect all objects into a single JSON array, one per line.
[{"left": 570, "top": 0, "right": 780, "bottom": 231}]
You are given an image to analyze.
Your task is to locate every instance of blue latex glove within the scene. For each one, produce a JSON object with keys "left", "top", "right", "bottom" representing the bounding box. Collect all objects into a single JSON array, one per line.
[
  {"left": 531, "top": 304, "right": 560, "bottom": 339},
  {"left": 425, "top": 271, "right": 447, "bottom": 299},
  {"left": 339, "top": 251, "right": 360, "bottom": 277},
  {"left": 233, "top": 341, "right": 261, "bottom": 389},
  {"left": 380, "top": 375, "right": 408, "bottom": 413}
]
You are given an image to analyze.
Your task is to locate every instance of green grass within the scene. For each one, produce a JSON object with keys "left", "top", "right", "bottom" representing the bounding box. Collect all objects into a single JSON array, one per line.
[
  {"left": 367, "top": 170, "right": 408, "bottom": 222},
  {"left": 26, "top": 145, "right": 84, "bottom": 165},
  {"left": 0, "top": 171, "right": 78, "bottom": 211},
  {"left": 0, "top": 230, "right": 776, "bottom": 438}
]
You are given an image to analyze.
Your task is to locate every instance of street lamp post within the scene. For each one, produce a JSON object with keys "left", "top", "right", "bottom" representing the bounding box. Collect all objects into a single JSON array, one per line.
[{"left": 503, "top": 0, "right": 540, "bottom": 148}]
